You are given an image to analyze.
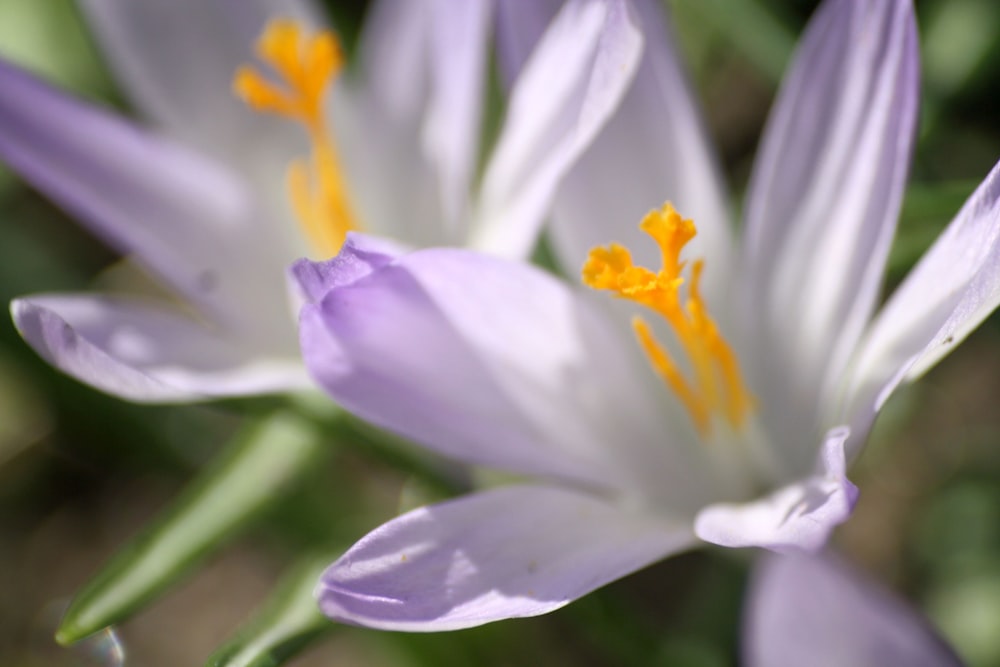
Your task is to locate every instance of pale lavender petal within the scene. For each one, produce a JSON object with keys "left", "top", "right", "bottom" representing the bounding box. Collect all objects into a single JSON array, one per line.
[
  {"left": 79, "top": 0, "right": 320, "bottom": 166},
  {"left": 739, "top": 0, "right": 919, "bottom": 463},
  {"left": 11, "top": 295, "right": 310, "bottom": 402},
  {"left": 300, "top": 246, "right": 716, "bottom": 504},
  {"left": 744, "top": 552, "right": 963, "bottom": 667},
  {"left": 694, "top": 428, "right": 858, "bottom": 552},
  {"left": 470, "top": 0, "right": 643, "bottom": 258},
  {"left": 842, "top": 160, "right": 1000, "bottom": 460},
  {"left": 546, "top": 0, "right": 733, "bottom": 304},
  {"left": 316, "top": 484, "right": 693, "bottom": 631}
]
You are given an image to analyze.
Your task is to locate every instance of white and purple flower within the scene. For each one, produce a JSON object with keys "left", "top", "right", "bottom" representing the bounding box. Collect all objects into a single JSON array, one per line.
[
  {"left": 295, "top": 0, "right": 1000, "bottom": 630},
  {"left": 1, "top": 0, "right": 640, "bottom": 402}
]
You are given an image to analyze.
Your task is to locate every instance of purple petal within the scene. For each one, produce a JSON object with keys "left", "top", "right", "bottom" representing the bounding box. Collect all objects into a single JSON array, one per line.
[
  {"left": 299, "top": 246, "right": 714, "bottom": 500},
  {"left": 694, "top": 428, "right": 858, "bottom": 552},
  {"left": 79, "top": 0, "right": 319, "bottom": 164},
  {"left": 316, "top": 484, "right": 692, "bottom": 630},
  {"left": 744, "top": 552, "right": 963, "bottom": 667},
  {"left": 470, "top": 0, "right": 643, "bottom": 258},
  {"left": 0, "top": 59, "right": 275, "bottom": 319},
  {"left": 739, "top": 0, "right": 919, "bottom": 468},
  {"left": 843, "top": 160, "right": 1000, "bottom": 460},
  {"left": 11, "top": 294, "right": 309, "bottom": 402},
  {"left": 546, "top": 0, "right": 733, "bottom": 301}
]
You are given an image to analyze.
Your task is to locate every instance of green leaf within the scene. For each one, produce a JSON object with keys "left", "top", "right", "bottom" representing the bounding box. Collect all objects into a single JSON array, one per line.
[
  {"left": 206, "top": 553, "right": 337, "bottom": 667},
  {"left": 55, "top": 409, "right": 329, "bottom": 645}
]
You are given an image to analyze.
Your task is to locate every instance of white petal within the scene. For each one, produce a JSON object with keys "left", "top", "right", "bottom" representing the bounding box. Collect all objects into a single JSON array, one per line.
[
  {"left": 738, "top": 0, "right": 919, "bottom": 457},
  {"left": 694, "top": 427, "right": 858, "bottom": 552},
  {"left": 11, "top": 294, "right": 310, "bottom": 402},
  {"left": 421, "top": 0, "right": 492, "bottom": 239},
  {"left": 469, "top": 0, "right": 643, "bottom": 258},
  {"left": 349, "top": 0, "right": 492, "bottom": 246},
  {"left": 316, "top": 484, "right": 693, "bottom": 631}
]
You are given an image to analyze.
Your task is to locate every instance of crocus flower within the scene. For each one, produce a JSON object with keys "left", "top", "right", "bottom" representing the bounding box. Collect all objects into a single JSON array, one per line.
[
  {"left": 744, "top": 552, "right": 963, "bottom": 667},
  {"left": 1, "top": 0, "right": 640, "bottom": 402},
  {"left": 295, "top": 0, "right": 1000, "bottom": 630}
]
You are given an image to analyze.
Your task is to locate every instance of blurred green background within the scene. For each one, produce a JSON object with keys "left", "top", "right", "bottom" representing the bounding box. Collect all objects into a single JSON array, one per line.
[{"left": 1, "top": 0, "right": 1000, "bottom": 665}]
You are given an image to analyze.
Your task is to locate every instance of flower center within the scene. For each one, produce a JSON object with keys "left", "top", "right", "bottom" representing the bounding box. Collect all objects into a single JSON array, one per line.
[
  {"left": 582, "top": 202, "right": 754, "bottom": 436},
  {"left": 233, "top": 19, "right": 359, "bottom": 258}
]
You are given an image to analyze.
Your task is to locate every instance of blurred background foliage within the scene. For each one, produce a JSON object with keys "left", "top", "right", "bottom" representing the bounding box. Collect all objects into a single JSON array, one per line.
[{"left": 1, "top": 0, "right": 1000, "bottom": 665}]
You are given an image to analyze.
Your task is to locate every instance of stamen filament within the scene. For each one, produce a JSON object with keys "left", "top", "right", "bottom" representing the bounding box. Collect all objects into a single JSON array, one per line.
[
  {"left": 233, "top": 19, "right": 358, "bottom": 257},
  {"left": 582, "top": 202, "right": 754, "bottom": 436}
]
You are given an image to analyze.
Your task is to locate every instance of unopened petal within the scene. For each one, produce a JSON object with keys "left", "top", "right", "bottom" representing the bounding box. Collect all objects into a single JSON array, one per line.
[{"left": 316, "top": 484, "right": 692, "bottom": 631}]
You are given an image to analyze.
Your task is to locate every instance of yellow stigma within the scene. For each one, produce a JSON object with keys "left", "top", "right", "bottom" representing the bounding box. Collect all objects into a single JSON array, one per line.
[
  {"left": 233, "top": 19, "right": 358, "bottom": 257},
  {"left": 582, "top": 202, "right": 754, "bottom": 436}
]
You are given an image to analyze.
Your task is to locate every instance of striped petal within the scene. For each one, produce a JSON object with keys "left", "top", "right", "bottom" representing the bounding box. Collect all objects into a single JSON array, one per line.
[{"left": 738, "top": 0, "right": 919, "bottom": 472}]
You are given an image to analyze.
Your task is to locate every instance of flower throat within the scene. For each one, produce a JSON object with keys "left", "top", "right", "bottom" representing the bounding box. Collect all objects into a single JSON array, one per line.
[
  {"left": 583, "top": 203, "right": 753, "bottom": 436},
  {"left": 233, "top": 19, "right": 358, "bottom": 257}
]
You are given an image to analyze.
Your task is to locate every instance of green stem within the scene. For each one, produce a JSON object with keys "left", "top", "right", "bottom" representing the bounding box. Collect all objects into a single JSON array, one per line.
[{"left": 56, "top": 409, "right": 329, "bottom": 644}]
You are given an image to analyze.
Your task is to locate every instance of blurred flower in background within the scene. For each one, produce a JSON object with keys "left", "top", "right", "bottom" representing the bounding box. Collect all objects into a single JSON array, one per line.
[{"left": 0, "top": 0, "right": 638, "bottom": 403}]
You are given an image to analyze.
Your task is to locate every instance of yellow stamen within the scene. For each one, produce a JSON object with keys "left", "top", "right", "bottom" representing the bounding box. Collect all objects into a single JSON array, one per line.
[
  {"left": 582, "top": 202, "right": 754, "bottom": 436},
  {"left": 233, "top": 19, "right": 358, "bottom": 257}
]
